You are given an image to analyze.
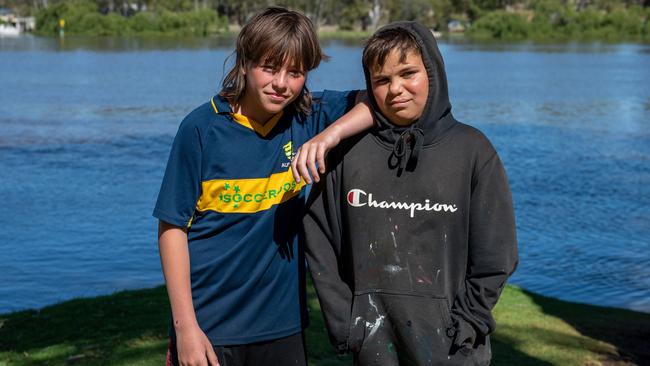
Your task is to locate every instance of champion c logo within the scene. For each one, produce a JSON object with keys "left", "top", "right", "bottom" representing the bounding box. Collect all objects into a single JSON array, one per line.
[{"left": 347, "top": 189, "right": 367, "bottom": 207}]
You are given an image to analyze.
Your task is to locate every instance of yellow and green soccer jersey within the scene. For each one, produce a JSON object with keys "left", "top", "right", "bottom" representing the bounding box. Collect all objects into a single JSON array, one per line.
[{"left": 153, "top": 91, "right": 356, "bottom": 345}]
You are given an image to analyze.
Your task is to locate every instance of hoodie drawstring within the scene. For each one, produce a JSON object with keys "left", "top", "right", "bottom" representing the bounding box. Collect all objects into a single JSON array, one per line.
[{"left": 392, "top": 124, "right": 424, "bottom": 171}]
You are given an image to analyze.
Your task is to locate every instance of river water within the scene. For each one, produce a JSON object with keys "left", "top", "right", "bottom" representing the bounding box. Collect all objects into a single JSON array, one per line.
[{"left": 0, "top": 35, "right": 648, "bottom": 313}]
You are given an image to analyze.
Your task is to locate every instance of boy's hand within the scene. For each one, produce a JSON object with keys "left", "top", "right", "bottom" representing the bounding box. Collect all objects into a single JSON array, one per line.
[
  {"left": 292, "top": 90, "right": 373, "bottom": 184},
  {"left": 291, "top": 125, "right": 342, "bottom": 184},
  {"left": 176, "top": 324, "right": 219, "bottom": 366}
]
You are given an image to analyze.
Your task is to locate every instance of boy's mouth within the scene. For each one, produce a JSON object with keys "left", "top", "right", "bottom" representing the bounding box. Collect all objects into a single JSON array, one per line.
[
  {"left": 390, "top": 99, "right": 411, "bottom": 107},
  {"left": 266, "top": 92, "right": 289, "bottom": 102}
]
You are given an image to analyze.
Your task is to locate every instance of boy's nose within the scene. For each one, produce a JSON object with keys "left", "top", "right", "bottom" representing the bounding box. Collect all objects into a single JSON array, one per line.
[
  {"left": 272, "top": 71, "right": 288, "bottom": 90},
  {"left": 388, "top": 80, "right": 403, "bottom": 95}
]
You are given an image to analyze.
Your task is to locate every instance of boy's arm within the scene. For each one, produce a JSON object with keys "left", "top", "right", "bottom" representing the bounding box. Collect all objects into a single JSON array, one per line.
[
  {"left": 449, "top": 151, "right": 519, "bottom": 351},
  {"left": 302, "top": 160, "right": 355, "bottom": 354},
  {"left": 292, "top": 92, "right": 372, "bottom": 184},
  {"left": 158, "top": 221, "right": 219, "bottom": 366}
]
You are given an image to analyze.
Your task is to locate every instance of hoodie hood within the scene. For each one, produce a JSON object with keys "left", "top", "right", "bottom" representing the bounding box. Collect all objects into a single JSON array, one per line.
[{"left": 363, "top": 21, "right": 457, "bottom": 171}]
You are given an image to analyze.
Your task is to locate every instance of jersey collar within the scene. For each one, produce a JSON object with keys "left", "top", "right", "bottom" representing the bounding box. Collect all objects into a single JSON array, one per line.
[{"left": 211, "top": 94, "right": 284, "bottom": 138}]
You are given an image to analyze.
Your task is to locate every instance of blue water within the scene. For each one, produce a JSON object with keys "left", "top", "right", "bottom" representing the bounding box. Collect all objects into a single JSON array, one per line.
[{"left": 0, "top": 36, "right": 648, "bottom": 313}]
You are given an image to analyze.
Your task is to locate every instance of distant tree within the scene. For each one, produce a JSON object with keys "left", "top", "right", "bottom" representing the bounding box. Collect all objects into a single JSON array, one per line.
[
  {"left": 362, "top": 0, "right": 380, "bottom": 29},
  {"left": 385, "top": 0, "right": 447, "bottom": 26},
  {"left": 470, "top": 0, "right": 511, "bottom": 11}
]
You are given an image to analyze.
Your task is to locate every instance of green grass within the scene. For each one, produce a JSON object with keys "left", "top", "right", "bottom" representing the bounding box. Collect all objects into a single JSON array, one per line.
[{"left": 1, "top": 283, "right": 648, "bottom": 366}]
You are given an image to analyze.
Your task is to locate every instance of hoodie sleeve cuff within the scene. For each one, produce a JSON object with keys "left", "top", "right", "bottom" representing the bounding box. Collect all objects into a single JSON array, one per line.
[{"left": 447, "top": 316, "right": 477, "bottom": 349}]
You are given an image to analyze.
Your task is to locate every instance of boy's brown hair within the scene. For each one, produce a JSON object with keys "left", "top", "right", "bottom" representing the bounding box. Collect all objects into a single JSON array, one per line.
[
  {"left": 362, "top": 27, "right": 422, "bottom": 71},
  {"left": 221, "top": 7, "right": 325, "bottom": 115}
]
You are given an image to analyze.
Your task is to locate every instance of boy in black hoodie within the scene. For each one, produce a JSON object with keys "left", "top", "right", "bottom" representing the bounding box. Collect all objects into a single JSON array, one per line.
[{"left": 302, "top": 22, "right": 518, "bottom": 365}]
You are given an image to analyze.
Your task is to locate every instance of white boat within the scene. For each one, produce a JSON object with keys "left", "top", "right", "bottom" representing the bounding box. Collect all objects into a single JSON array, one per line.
[{"left": 0, "top": 23, "right": 20, "bottom": 36}]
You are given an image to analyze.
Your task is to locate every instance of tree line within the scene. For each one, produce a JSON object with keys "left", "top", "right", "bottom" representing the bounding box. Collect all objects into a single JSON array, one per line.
[{"left": 1, "top": 0, "right": 648, "bottom": 41}]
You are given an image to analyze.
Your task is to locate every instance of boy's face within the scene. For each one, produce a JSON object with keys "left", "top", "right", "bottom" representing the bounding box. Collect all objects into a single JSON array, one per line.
[
  {"left": 241, "top": 59, "right": 306, "bottom": 124},
  {"left": 369, "top": 50, "right": 429, "bottom": 126}
]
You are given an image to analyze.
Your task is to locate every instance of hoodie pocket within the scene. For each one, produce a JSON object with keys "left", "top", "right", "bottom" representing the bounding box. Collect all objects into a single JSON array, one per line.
[
  {"left": 350, "top": 291, "right": 466, "bottom": 364},
  {"left": 436, "top": 296, "right": 453, "bottom": 331},
  {"left": 438, "top": 299, "right": 475, "bottom": 358},
  {"left": 439, "top": 300, "right": 475, "bottom": 360},
  {"left": 347, "top": 295, "right": 366, "bottom": 353}
]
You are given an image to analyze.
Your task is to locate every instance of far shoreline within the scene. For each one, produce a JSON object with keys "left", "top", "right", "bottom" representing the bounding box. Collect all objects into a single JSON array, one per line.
[{"left": 7, "top": 31, "right": 650, "bottom": 44}]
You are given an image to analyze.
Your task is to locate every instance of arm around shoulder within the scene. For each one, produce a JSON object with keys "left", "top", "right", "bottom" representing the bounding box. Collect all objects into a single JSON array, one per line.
[{"left": 292, "top": 91, "right": 373, "bottom": 184}]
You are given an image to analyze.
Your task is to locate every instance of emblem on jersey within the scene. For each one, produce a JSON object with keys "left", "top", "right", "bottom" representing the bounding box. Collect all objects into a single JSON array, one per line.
[{"left": 283, "top": 141, "right": 293, "bottom": 160}]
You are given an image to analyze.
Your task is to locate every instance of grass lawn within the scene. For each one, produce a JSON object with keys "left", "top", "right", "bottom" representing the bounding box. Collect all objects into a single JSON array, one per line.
[{"left": 1, "top": 283, "right": 648, "bottom": 366}]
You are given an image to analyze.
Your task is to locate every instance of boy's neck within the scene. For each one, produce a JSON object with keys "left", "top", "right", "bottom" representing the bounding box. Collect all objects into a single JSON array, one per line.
[
  {"left": 231, "top": 98, "right": 275, "bottom": 126},
  {"left": 390, "top": 119, "right": 418, "bottom": 127}
]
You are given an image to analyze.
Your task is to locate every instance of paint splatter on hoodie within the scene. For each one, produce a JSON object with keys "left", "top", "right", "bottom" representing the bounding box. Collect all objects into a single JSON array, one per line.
[{"left": 303, "top": 21, "right": 518, "bottom": 365}]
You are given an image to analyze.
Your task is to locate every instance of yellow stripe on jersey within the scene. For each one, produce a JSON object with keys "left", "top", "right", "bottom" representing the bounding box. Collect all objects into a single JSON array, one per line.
[{"left": 196, "top": 168, "right": 306, "bottom": 214}]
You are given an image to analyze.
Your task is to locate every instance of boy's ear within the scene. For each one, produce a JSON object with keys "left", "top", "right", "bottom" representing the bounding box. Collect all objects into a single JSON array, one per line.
[{"left": 240, "top": 61, "right": 250, "bottom": 76}]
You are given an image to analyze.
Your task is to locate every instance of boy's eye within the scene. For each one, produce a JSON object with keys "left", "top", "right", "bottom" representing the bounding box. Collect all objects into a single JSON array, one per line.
[
  {"left": 401, "top": 70, "right": 418, "bottom": 78},
  {"left": 261, "top": 65, "right": 276, "bottom": 73},
  {"left": 373, "top": 77, "right": 389, "bottom": 85},
  {"left": 288, "top": 70, "right": 304, "bottom": 78}
]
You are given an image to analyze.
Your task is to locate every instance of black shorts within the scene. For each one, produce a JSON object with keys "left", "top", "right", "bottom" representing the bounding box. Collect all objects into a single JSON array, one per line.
[{"left": 166, "top": 332, "right": 307, "bottom": 366}]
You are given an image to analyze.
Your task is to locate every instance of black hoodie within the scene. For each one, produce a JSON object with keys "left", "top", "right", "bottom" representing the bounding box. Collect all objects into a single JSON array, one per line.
[{"left": 303, "top": 22, "right": 518, "bottom": 365}]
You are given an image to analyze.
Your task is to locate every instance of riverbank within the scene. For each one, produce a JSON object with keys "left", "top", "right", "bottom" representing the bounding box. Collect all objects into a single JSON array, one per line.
[
  {"left": 20, "top": 0, "right": 648, "bottom": 42},
  {"left": 0, "top": 283, "right": 648, "bottom": 366}
]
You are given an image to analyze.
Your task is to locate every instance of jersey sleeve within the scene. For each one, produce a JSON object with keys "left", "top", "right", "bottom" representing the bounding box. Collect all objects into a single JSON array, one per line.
[
  {"left": 307, "top": 90, "right": 358, "bottom": 137},
  {"left": 152, "top": 116, "right": 204, "bottom": 228}
]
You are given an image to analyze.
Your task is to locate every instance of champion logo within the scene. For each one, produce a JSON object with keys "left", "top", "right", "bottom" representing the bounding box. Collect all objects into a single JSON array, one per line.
[
  {"left": 346, "top": 188, "right": 458, "bottom": 218},
  {"left": 348, "top": 189, "right": 367, "bottom": 207}
]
